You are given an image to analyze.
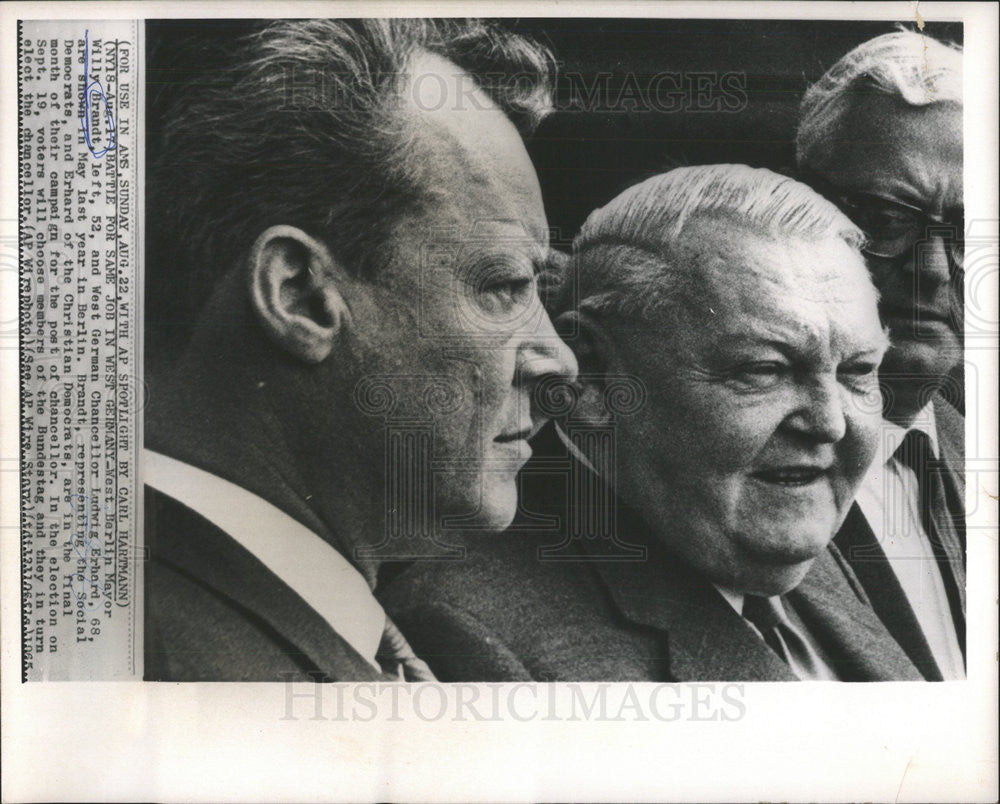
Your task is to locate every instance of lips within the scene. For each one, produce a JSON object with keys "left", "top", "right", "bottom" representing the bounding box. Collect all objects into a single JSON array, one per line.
[
  {"left": 752, "top": 466, "right": 828, "bottom": 487},
  {"left": 494, "top": 429, "right": 531, "bottom": 443}
]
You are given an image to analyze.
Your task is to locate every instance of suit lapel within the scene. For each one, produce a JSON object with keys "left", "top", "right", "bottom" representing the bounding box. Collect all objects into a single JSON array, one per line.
[
  {"left": 789, "top": 546, "right": 923, "bottom": 681},
  {"left": 934, "top": 393, "right": 965, "bottom": 505},
  {"left": 933, "top": 395, "right": 967, "bottom": 609},
  {"left": 929, "top": 395, "right": 967, "bottom": 655},
  {"left": 578, "top": 495, "right": 796, "bottom": 682},
  {"left": 146, "top": 487, "right": 384, "bottom": 680},
  {"left": 596, "top": 558, "right": 796, "bottom": 681},
  {"left": 833, "top": 504, "right": 942, "bottom": 680}
]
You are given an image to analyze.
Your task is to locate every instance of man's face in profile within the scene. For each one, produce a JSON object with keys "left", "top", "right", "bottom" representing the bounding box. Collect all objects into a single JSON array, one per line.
[
  {"left": 347, "top": 52, "right": 575, "bottom": 535},
  {"left": 610, "top": 223, "right": 887, "bottom": 594},
  {"left": 811, "top": 97, "right": 963, "bottom": 409}
]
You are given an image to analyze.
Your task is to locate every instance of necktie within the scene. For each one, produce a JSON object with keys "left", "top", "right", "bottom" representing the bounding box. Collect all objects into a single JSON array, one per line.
[
  {"left": 893, "top": 429, "right": 966, "bottom": 652},
  {"left": 377, "top": 616, "right": 436, "bottom": 681},
  {"left": 742, "top": 595, "right": 829, "bottom": 679}
]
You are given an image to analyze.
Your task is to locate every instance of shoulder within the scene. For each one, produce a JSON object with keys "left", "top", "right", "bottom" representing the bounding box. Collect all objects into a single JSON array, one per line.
[
  {"left": 380, "top": 532, "right": 604, "bottom": 634},
  {"left": 378, "top": 533, "right": 655, "bottom": 681},
  {"left": 144, "top": 486, "right": 381, "bottom": 682},
  {"left": 145, "top": 558, "right": 317, "bottom": 681}
]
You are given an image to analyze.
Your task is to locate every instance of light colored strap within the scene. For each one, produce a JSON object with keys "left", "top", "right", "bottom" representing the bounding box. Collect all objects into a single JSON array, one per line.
[{"left": 144, "top": 449, "right": 385, "bottom": 671}]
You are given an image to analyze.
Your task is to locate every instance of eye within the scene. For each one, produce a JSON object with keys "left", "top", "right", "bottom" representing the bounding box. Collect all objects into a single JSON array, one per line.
[
  {"left": 479, "top": 274, "right": 536, "bottom": 317},
  {"left": 852, "top": 203, "right": 917, "bottom": 237},
  {"left": 487, "top": 276, "right": 533, "bottom": 302},
  {"left": 838, "top": 361, "right": 879, "bottom": 392},
  {"left": 732, "top": 361, "right": 790, "bottom": 389}
]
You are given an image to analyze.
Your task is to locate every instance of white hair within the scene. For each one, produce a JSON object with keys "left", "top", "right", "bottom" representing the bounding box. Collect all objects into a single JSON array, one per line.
[
  {"left": 552, "top": 164, "right": 864, "bottom": 322},
  {"left": 796, "top": 30, "right": 963, "bottom": 168}
]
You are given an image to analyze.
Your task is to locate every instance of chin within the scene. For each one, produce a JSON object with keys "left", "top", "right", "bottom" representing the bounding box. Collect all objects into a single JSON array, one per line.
[
  {"left": 441, "top": 475, "right": 519, "bottom": 535},
  {"left": 742, "top": 561, "right": 816, "bottom": 597},
  {"left": 882, "top": 343, "right": 959, "bottom": 386},
  {"left": 744, "top": 520, "right": 833, "bottom": 564},
  {"left": 478, "top": 481, "right": 519, "bottom": 533}
]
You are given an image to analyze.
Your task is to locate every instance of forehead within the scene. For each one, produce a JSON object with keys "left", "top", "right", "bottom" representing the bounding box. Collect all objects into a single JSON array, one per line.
[
  {"left": 668, "top": 226, "right": 883, "bottom": 355},
  {"left": 823, "top": 97, "right": 962, "bottom": 209},
  {"left": 398, "top": 51, "right": 548, "bottom": 246}
]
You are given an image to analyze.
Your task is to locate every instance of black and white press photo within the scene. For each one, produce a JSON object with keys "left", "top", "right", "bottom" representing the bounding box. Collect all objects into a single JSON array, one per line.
[
  {"left": 4, "top": 4, "right": 997, "bottom": 803},
  {"left": 140, "top": 16, "right": 967, "bottom": 683}
]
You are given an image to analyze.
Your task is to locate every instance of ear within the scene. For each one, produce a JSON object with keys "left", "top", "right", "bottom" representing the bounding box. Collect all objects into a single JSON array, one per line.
[
  {"left": 247, "top": 225, "right": 351, "bottom": 363},
  {"left": 554, "top": 309, "right": 616, "bottom": 425}
]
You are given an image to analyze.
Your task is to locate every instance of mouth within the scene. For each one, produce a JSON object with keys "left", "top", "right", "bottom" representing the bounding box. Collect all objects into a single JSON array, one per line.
[
  {"left": 751, "top": 466, "right": 829, "bottom": 487},
  {"left": 494, "top": 429, "right": 532, "bottom": 444}
]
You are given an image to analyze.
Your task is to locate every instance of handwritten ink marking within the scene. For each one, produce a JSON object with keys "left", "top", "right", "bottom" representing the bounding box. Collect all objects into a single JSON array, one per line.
[
  {"left": 66, "top": 493, "right": 113, "bottom": 611},
  {"left": 79, "top": 30, "right": 118, "bottom": 159}
]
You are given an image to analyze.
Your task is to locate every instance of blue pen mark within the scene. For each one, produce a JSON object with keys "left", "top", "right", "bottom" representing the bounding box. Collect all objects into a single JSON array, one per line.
[{"left": 79, "top": 29, "right": 118, "bottom": 159}]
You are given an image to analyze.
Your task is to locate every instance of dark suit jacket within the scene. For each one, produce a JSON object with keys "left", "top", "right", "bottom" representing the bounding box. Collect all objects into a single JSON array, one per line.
[
  {"left": 379, "top": 425, "right": 923, "bottom": 682},
  {"left": 834, "top": 395, "right": 966, "bottom": 681},
  {"left": 144, "top": 486, "right": 386, "bottom": 682}
]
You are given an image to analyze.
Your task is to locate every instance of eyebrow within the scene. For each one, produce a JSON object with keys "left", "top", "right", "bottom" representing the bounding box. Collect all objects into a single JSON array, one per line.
[
  {"left": 713, "top": 334, "right": 810, "bottom": 358},
  {"left": 714, "top": 331, "right": 890, "bottom": 360}
]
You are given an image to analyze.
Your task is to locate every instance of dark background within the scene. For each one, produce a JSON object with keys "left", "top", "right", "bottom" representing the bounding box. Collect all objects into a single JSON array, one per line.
[{"left": 510, "top": 19, "right": 962, "bottom": 243}]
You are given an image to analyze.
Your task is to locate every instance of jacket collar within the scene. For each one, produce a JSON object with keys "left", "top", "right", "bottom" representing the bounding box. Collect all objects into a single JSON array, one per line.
[
  {"left": 543, "top": 424, "right": 919, "bottom": 682},
  {"left": 546, "top": 436, "right": 796, "bottom": 681},
  {"left": 144, "top": 484, "right": 386, "bottom": 680}
]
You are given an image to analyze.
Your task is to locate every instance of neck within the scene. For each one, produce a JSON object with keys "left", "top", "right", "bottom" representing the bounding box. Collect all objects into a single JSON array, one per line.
[
  {"left": 881, "top": 380, "right": 937, "bottom": 428},
  {"left": 145, "top": 314, "right": 385, "bottom": 587}
]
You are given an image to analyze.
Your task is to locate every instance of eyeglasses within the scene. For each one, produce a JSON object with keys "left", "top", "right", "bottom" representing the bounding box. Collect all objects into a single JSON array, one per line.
[
  {"left": 796, "top": 171, "right": 964, "bottom": 270},
  {"left": 835, "top": 192, "right": 964, "bottom": 269}
]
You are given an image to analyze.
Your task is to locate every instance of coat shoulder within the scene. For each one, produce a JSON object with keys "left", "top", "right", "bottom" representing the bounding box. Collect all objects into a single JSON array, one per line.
[
  {"left": 379, "top": 534, "right": 668, "bottom": 681},
  {"left": 145, "top": 558, "right": 321, "bottom": 681}
]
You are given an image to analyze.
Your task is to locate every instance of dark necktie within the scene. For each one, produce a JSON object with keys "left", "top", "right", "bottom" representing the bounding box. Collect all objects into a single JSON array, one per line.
[
  {"left": 742, "top": 595, "right": 828, "bottom": 679},
  {"left": 893, "top": 429, "right": 966, "bottom": 653},
  {"left": 377, "top": 616, "right": 436, "bottom": 681}
]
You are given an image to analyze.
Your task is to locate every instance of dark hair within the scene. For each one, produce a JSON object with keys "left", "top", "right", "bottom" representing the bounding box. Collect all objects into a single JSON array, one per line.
[{"left": 146, "top": 18, "right": 555, "bottom": 350}]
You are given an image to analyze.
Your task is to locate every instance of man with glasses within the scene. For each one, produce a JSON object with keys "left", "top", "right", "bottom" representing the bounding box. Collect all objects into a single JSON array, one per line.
[{"left": 796, "top": 30, "right": 965, "bottom": 679}]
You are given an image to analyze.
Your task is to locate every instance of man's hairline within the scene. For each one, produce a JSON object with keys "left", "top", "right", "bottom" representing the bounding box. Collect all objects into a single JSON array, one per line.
[
  {"left": 799, "top": 92, "right": 963, "bottom": 171},
  {"left": 339, "top": 47, "right": 545, "bottom": 283},
  {"left": 568, "top": 215, "right": 866, "bottom": 319}
]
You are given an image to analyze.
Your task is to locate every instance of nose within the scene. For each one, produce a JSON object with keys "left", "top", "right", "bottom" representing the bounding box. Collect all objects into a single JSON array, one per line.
[
  {"left": 910, "top": 233, "right": 953, "bottom": 288},
  {"left": 518, "top": 306, "right": 578, "bottom": 400},
  {"left": 784, "top": 375, "right": 848, "bottom": 444}
]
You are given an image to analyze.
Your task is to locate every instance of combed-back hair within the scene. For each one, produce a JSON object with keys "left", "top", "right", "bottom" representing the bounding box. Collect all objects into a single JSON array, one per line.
[
  {"left": 796, "top": 30, "right": 962, "bottom": 168},
  {"left": 551, "top": 164, "right": 865, "bottom": 323},
  {"left": 147, "top": 18, "right": 555, "bottom": 345}
]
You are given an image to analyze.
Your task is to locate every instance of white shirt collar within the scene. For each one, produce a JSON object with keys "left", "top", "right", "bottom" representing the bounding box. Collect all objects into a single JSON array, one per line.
[
  {"left": 143, "top": 449, "right": 385, "bottom": 671},
  {"left": 712, "top": 584, "right": 744, "bottom": 614}
]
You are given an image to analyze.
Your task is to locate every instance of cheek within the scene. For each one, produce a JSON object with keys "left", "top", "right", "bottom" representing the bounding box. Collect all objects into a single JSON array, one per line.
[
  {"left": 640, "top": 392, "right": 777, "bottom": 482},
  {"left": 836, "top": 409, "right": 882, "bottom": 486},
  {"left": 435, "top": 349, "right": 519, "bottom": 442},
  {"left": 475, "top": 347, "right": 518, "bottom": 410},
  {"left": 689, "top": 400, "right": 784, "bottom": 473},
  {"left": 866, "top": 257, "right": 908, "bottom": 297}
]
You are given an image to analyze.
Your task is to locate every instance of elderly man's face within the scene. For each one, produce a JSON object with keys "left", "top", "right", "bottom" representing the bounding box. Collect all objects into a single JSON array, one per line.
[
  {"left": 611, "top": 224, "right": 887, "bottom": 594},
  {"left": 346, "top": 52, "right": 576, "bottom": 539},
  {"left": 809, "top": 97, "right": 963, "bottom": 418}
]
